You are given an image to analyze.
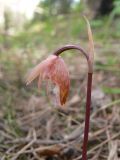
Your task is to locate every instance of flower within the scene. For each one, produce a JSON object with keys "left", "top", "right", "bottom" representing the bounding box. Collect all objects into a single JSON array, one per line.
[{"left": 26, "top": 55, "right": 70, "bottom": 105}]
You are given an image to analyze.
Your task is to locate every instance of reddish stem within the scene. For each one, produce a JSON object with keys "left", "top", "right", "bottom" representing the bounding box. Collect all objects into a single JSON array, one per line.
[
  {"left": 82, "top": 73, "right": 92, "bottom": 160},
  {"left": 53, "top": 44, "right": 93, "bottom": 160},
  {"left": 53, "top": 44, "right": 89, "bottom": 61},
  {"left": 53, "top": 45, "right": 92, "bottom": 73}
]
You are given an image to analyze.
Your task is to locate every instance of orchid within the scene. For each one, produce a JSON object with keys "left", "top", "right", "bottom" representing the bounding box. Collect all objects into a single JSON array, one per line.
[{"left": 26, "top": 55, "right": 70, "bottom": 105}]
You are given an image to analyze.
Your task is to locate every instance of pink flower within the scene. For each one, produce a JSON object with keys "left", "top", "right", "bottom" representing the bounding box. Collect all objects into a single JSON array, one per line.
[{"left": 26, "top": 55, "right": 70, "bottom": 105}]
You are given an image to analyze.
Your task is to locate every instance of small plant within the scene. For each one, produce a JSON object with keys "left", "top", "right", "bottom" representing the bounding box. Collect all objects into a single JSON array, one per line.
[{"left": 26, "top": 17, "right": 94, "bottom": 160}]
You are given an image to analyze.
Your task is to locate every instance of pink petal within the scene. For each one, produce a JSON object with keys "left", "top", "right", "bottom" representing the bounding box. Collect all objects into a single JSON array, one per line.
[
  {"left": 26, "top": 55, "right": 57, "bottom": 85},
  {"left": 26, "top": 54, "right": 70, "bottom": 106},
  {"left": 49, "top": 56, "right": 70, "bottom": 105}
]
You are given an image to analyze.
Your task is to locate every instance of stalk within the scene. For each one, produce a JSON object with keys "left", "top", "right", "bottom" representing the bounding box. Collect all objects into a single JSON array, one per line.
[
  {"left": 82, "top": 72, "right": 92, "bottom": 160},
  {"left": 53, "top": 44, "right": 93, "bottom": 160}
]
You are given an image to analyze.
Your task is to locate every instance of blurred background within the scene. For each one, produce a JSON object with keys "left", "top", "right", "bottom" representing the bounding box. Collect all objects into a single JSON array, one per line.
[{"left": 0, "top": 0, "right": 120, "bottom": 159}]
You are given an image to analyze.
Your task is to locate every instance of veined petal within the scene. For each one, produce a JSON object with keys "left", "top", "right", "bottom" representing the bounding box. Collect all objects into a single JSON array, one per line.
[
  {"left": 26, "top": 63, "right": 42, "bottom": 85},
  {"left": 26, "top": 55, "right": 57, "bottom": 85},
  {"left": 49, "top": 56, "right": 70, "bottom": 105}
]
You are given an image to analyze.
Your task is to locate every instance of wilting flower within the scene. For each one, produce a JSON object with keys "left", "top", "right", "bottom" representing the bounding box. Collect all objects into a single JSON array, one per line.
[{"left": 26, "top": 55, "right": 70, "bottom": 105}]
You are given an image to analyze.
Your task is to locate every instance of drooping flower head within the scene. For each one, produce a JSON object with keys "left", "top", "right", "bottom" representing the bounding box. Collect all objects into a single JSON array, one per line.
[{"left": 26, "top": 55, "right": 70, "bottom": 105}]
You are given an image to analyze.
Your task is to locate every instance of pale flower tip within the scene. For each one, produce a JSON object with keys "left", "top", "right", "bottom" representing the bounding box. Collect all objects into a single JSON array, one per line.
[
  {"left": 26, "top": 74, "right": 33, "bottom": 86},
  {"left": 25, "top": 74, "right": 31, "bottom": 86},
  {"left": 26, "top": 81, "right": 30, "bottom": 86},
  {"left": 26, "top": 63, "right": 43, "bottom": 87}
]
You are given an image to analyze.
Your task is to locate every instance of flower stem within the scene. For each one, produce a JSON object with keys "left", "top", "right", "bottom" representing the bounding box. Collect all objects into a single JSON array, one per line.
[
  {"left": 53, "top": 44, "right": 93, "bottom": 159},
  {"left": 53, "top": 45, "right": 92, "bottom": 73},
  {"left": 82, "top": 73, "right": 92, "bottom": 160},
  {"left": 53, "top": 45, "right": 89, "bottom": 61}
]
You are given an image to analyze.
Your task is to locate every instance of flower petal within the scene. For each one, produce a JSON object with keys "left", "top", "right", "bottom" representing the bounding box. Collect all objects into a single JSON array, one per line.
[
  {"left": 49, "top": 56, "right": 70, "bottom": 105},
  {"left": 26, "top": 63, "right": 42, "bottom": 85},
  {"left": 26, "top": 55, "right": 57, "bottom": 85}
]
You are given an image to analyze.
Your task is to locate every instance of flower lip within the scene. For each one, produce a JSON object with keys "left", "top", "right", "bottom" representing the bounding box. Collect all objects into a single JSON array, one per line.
[{"left": 26, "top": 54, "right": 70, "bottom": 105}]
